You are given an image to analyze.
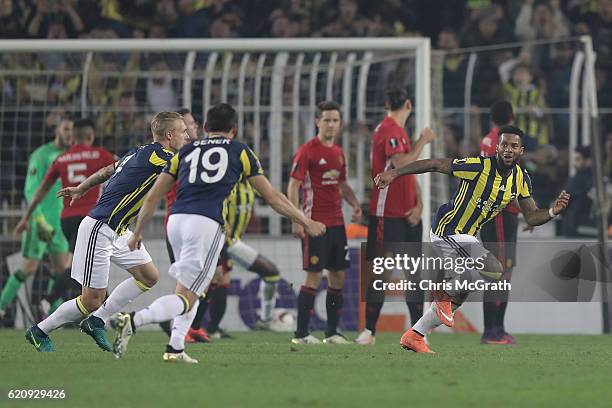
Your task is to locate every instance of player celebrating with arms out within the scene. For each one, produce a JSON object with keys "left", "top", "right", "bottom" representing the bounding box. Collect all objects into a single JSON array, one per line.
[
  {"left": 113, "top": 103, "right": 325, "bottom": 363},
  {"left": 374, "top": 126, "right": 569, "bottom": 354},
  {"left": 288, "top": 101, "right": 362, "bottom": 344},
  {"left": 25, "top": 112, "right": 189, "bottom": 352}
]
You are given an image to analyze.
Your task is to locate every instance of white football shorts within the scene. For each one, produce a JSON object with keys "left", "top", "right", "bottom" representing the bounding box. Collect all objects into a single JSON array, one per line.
[
  {"left": 167, "top": 213, "right": 224, "bottom": 296},
  {"left": 71, "top": 216, "right": 152, "bottom": 289}
]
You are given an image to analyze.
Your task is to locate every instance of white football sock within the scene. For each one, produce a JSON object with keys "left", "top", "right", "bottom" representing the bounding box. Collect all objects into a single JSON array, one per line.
[
  {"left": 94, "top": 278, "right": 149, "bottom": 322},
  {"left": 412, "top": 304, "right": 442, "bottom": 335},
  {"left": 133, "top": 294, "right": 185, "bottom": 328},
  {"left": 259, "top": 280, "right": 277, "bottom": 322},
  {"left": 169, "top": 299, "right": 199, "bottom": 351},
  {"left": 38, "top": 298, "right": 87, "bottom": 334}
]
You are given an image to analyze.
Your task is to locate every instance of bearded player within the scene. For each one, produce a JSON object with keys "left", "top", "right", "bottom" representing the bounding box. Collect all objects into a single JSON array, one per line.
[{"left": 374, "top": 126, "right": 570, "bottom": 353}]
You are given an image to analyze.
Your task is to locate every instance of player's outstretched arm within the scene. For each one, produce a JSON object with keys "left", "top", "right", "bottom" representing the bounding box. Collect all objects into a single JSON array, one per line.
[
  {"left": 250, "top": 175, "right": 326, "bottom": 237},
  {"left": 57, "top": 163, "right": 115, "bottom": 205},
  {"left": 13, "top": 178, "right": 54, "bottom": 237},
  {"left": 374, "top": 158, "right": 452, "bottom": 189},
  {"left": 518, "top": 190, "right": 570, "bottom": 227},
  {"left": 128, "top": 173, "right": 176, "bottom": 251}
]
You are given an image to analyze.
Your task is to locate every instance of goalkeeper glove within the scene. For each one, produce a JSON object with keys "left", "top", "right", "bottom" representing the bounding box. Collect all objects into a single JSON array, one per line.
[{"left": 33, "top": 215, "right": 54, "bottom": 243}]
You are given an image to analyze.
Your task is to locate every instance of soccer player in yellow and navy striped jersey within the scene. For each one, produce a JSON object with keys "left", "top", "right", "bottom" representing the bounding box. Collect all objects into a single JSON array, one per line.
[
  {"left": 374, "top": 126, "right": 570, "bottom": 354},
  {"left": 225, "top": 179, "right": 256, "bottom": 242},
  {"left": 26, "top": 112, "right": 190, "bottom": 353}
]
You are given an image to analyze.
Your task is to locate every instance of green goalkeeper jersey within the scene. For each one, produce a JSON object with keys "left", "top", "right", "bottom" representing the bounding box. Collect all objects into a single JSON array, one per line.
[{"left": 24, "top": 141, "right": 65, "bottom": 224}]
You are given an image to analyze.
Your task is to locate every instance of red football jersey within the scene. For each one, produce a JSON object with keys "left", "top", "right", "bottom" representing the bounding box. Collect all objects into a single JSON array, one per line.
[
  {"left": 290, "top": 137, "right": 346, "bottom": 226},
  {"left": 480, "top": 127, "right": 520, "bottom": 215},
  {"left": 369, "top": 116, "right": 417, "bottom": 218},
  {"left": 480, "top": 127, "right": 499, "bottom": 157},
  {"left": 45, "top": 144, "right": 116, "bottom": 218},
  {"left": 165, "top": 184, "right": 178, "bottom": 227}
]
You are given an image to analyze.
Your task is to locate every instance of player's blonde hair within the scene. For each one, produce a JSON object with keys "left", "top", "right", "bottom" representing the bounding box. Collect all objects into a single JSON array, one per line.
[{"left": 150, "top": 111, "right": 183, "bottom": 141}]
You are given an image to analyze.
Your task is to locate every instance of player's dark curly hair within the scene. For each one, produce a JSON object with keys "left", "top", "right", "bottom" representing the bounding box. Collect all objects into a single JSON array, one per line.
[
  {"left": 206, "top": 103, "right": 237, "bottom": 132},
  {"left": 490, "top": 100, "right": 514, "bottom": 126},
  {"left": 498, "top": 125, "right": 524, "bottom": 139},
  {"left": 384, "top": 87, "right": 410, "bottom": 111}
]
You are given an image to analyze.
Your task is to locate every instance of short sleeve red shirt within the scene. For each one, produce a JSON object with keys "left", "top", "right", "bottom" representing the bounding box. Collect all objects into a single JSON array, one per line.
[
  {"left": 480, "top": 128, "right": 499, "bottom": 157},
  {"left": 290, "top": 137, "right": 346, "bottom": 226},
  {"left": 45, "top": 144, "right": 116, "bottom": 218},
  {"left": 369, "top": 116, "right": 417, "bottom": 218}
]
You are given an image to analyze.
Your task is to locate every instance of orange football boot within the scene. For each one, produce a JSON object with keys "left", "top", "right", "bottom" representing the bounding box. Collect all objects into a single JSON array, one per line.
[{"left": 400, "top": 329, "right": 435, "bottom": 354}]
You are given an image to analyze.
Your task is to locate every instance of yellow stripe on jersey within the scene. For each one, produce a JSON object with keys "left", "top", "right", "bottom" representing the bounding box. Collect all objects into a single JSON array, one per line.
[
  {"left": 108, "top": 173, "right": 157, "bottom": 225},
  {"left": 225, "top": 180, "right": 255, "bottom": 241},
  {"left": 167, "top": 153, "right": 180, "bottom": 177},
  {"left": 517, "top": 167, "right": 531, "bottom": 198},
  {"left": 451, "top": 157, "right": 483, "bottom": 180},
  {"left": 435, "top": 180, "right": 469, "bottom": 236},
  {"left": 149, "top": 151, "right": 168, "bottom": 167},
  {"left": 240, "top": 149, "right": 251, "bottom": 179},
  {"left": 467, "top": 168, "right": 503, "bottom": 235},
  {"left": 115, "top": 194, "right": 147, "bottom": 235},
  {"left": 455, "top": 159, "right": 492, "bottom": 233}
]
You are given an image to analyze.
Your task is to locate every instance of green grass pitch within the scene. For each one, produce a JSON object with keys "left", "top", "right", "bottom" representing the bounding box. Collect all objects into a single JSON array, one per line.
[{"left": 1, "top": 329, "right": 612, "bottom": 407}]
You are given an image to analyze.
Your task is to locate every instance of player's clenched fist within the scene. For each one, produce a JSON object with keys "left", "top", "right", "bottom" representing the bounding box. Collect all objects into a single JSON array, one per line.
[
  {"left": 374, "top": 170, "right": 397, "bottom": 189},
  {"left": 305, "top": 220, "right": 326, "bottom": 237}
]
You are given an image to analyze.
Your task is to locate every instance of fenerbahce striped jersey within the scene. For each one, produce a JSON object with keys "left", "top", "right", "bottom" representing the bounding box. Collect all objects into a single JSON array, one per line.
[
  {"left": 89, "top": 142, "right": 174, "bottom": 235},
  {"left": 431, "top": 156, "right": 532, "bottom": 237},
  {"left": 164, "top": 137, "right": 263, "bottom": 226}
]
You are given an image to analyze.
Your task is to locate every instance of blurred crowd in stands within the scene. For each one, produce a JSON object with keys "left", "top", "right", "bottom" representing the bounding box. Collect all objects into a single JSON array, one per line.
[{"left": 1, "top": 0, "right": 612, "bottom": 237}]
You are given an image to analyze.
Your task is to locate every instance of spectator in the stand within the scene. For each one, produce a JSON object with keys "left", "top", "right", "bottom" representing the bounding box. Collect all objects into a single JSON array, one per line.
[
  {"left": 461, "top": 7, "right": 513, "bottom": 108},
  {"left": 562, "top": 146, "right": 594, "bottom": 237},
  {"left": 0, "top": 0, "right": 27, "bottom": 38},
  {"left": 515, "top": 0, "right": 570, "bottom": 41},
  {"left": 170, "top": 0, "right": 210, "bottom": 38},
  {"left": 515, "top": 0, "right": 571, "bottom": 75},
  {"left": 546, "top": 42, "right": 575, "bottom": 148},
  {"left": 503, "top": 62, "right": 557, "bottom": 204},
  {"left": 437, "top": 28, "right": 468, "bottom": 133},
  {"left": 589, "top": 0, "right": 612, "bottom": 68},
  {"left": 146, "top": 60, "right": 178, "bottom": 113},
  {"left": 26, "top": 0, "right": 84, "bottom": 38},
  {"left": 99, "top": 91, "right": 148, "bottom": 155},
  {"left": 318, "top": 0, "right": 369, "bottom": 37},
  {"left": 502, "top": 63, "right": 550, "bottom": 150},
  {"left": 269, "top": 9, "right": 298, "bottom": 38},
  {"left": 461, "top": 6, "right": 514, "bottom": 47}
]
